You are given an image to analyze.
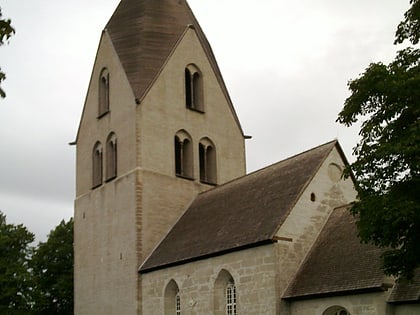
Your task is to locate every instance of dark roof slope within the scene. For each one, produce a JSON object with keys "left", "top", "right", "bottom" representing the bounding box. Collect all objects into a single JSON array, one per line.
[
  {"left": 105, "top": 0, "right": 242, "bottom": 133},
  {"left": 388, "top": 269, "right": 420, "bottom": 303},
  {"left": 140, "top": 141, "right": 338, "bottom": 273},
  {"left": 283, "top": 205, "right": 386, "bottom": 299}
]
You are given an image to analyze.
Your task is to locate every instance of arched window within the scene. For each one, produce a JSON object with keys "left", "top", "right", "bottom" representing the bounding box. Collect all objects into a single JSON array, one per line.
[
  {"left": 185, "top": 64, "right": 204, "bottom": 112},
  {"left": 174, "top": 130, "right": 193, "bottom": 179},
  {"left": 98, "top": 67, "right": 109, "bottom": 117},
  {"left": 92, "top": 141, "right": 103, "bottom": 188},
  {"left": 323, "top": 306, "right": 350, "bottom": 315},
  {"left": 199, "top": 138, "right": 217, "bottom": 185},
  {"left": 164, "top": 280, "right": 181, "bottom": 315},
  {"left": 106, "top": 132, "right": 117, "bottom": 181},
  {"left": 214, "top": 269, "right": 237, "bottom": 315}
]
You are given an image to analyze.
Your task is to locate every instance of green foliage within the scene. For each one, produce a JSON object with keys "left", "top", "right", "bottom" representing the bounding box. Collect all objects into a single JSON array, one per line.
[
  {"left": 0, "top": 211, "right": 34, "bottom": 313},
  {"left": 31, "top": 218, "right": 74, "bottom": 315},
  {"left": 337, "top": 1, "right": 420, "bottom": 280},
  {"left": 0, "top": 213, "right": 74, "bottom": 313},
  {"left": 0, "top": 7, "right": 15, "bottom": 98},
  {"left": 395, "top": 0, "right": 420, "bottom": 45}
]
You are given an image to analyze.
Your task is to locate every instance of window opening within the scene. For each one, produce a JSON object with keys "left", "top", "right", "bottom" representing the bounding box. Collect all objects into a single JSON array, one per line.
[
  {"left": 323, "top": 306, "right": 350, "bottom": 315},
  {"left": 175, "top": 291, "right": 181, "bottom": 315},
  {"left": 174, "top": 131, "right": 193, "bottom": 179},
  {"left": 98, "top": 68, "right": 109, "bottom": 117},
  {"left": 199, "top": 138, "right": 217, "bottom": 184},
  {"left": 226, "top": 282, "right": 236, "bottom": 315},
  {"left": 185, "top": 65, "right": 204, "bottom": 112},
  {"left": 106, "top": 133, "right": 117, "bottom": 181},
  {"left": 164, "top": 280, "right": 180, "bottom": 315},
  {"left": 92, "top": 142, "right": 103, "bottom": 188}
]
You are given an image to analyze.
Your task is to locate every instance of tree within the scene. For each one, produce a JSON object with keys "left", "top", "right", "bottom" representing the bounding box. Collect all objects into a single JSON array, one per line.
[
  {"left": 0, "top": 211, "right": 34, "bottom": 313},
  {"left": 0, "top": 7, "right": 15, "bottom": 98},
  {"left": 337, "top": 0, "right": 420, "bottom": 280},
  {"left": 31, "top": 218, "right": 74, "bottom": 315}
]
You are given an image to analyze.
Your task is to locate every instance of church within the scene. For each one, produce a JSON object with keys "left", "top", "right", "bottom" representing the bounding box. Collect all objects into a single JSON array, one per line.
[{"left": 73, "top": 0, "right": 420, "bottom": 314}]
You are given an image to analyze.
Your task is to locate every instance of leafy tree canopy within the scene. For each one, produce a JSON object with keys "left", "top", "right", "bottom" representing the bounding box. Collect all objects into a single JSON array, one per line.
[
  {"left": 0, "top": 7, "right": 15, "bottom": 98},
  {"left": 0, "top": 211, "right": 34, "bottom": 313},
  {"left": 337, "top": 0, "right": 420, "bottom": 280},
  {"left": 31, "top": 218, "right": 74, "bottom": 315}
]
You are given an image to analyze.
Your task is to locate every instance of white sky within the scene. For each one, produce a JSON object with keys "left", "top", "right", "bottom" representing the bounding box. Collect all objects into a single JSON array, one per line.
[{"left": 0, "top": 0, "right": 410, "bottom": 242}]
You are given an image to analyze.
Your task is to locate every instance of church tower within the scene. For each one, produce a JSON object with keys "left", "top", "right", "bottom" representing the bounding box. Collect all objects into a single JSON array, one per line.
[{"left": 73, "top": 0, "right": 246, "bottom": 314}]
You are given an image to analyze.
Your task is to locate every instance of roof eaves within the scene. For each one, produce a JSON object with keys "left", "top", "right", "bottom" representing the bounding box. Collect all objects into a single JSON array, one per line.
[
  {"left": 184, "top": 1, "right": 245, "bottom": 137},
  {"left": 139, "top": 239, "right": 275, "bottom": 274},
  {"left": 283, "top": 285, "right": 385, "bottom": 301},
  {"left": 73, "top": 30, "right": 108, "bottom": 145}
]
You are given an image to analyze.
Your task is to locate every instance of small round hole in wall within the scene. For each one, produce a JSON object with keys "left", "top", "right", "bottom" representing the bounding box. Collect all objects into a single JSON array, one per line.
[{"left": 310, "top": 193, "right": 316, "bottom": 202}]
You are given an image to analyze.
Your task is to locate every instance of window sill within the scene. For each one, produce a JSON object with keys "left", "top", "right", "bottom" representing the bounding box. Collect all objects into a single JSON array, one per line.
[
  {"left": 105, "top": 175, "right": 117, "bottom": 183},
  {"left": 200, "top": 179, "right": 217, "bottom": 186},
  {"left": 97, "top": 110, "right": 110, "bottom": 119},
  {"left": 91, "top": 183, "right": 102, "bottom": 190},
  {"left": 186, "top": 107, "right": 205, "bottom": 114},
  {"left": 176, "top": 174, "right": 195, "bottom": 181}
]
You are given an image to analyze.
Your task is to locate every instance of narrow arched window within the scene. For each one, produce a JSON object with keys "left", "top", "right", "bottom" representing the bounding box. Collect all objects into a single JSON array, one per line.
[
  {"left": 226, "top": 282, "right": 237, "bottom": 315},
  {"left": 106, "top": 132, "right": 117, "bottom": 181},
  {"left": 98, "top": 68, "right": 109, "bottom": 117},
  {"left": 199, "top": 138, "right": 217, "bottom": 184},
  {"left": 214, "top": 269, "right": 237, "bottom": 315},
  {"left": 174, "top": 130, "right": 193, "bottom": 179},
  {"left": 92, "top": 141, "right": 103, "bottom": 188},
  {"left": 164, "top": 280, "right": 180, "bottom": 315},
  {"left": 185, "top": 64, "right": 204, "bottom": 112}
]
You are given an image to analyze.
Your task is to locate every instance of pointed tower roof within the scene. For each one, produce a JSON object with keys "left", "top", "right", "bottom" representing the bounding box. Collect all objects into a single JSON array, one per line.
[{"left": 105, "top": 0, "right": 241, "bottom": 132}]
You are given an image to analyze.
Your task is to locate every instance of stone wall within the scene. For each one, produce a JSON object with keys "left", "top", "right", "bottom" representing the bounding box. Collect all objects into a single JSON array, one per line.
[
  {"left": 74, "top": 32, "right": 139, "bottom": 315},
  {"left": 142, "top": 244, "right": 278, "bottom": 315},
  {"left": 276, "top": 146, "right": 358, "bottom": 302},
  {"left": 288, "top": 292, "right": 393, "bottom": 315}
]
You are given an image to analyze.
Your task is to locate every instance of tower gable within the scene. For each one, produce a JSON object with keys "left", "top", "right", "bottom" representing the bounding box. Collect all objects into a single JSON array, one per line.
[{"left": 105, "top": 0, "right": 243, "bottom": 134}]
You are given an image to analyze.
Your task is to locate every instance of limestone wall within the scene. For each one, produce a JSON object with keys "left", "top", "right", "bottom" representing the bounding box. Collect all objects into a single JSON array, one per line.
[
  {"left": 288, "top": 292, "right": 392, "bottom": 315},
  {"left": 137, "top": 26, "right": 247, "bottom": 267},
  {"left": 138, "top": 27, "right": 246, "bottom": 183},
  {"left": 141, "top": 244, "right": 278, "bottom": 315},
  {"left": 74, "top": 32, "right": 139, "bottom": 315},
  {"left": 275, "top": 146, "right": 357, "bottom": 300},
  {"left": 393, "top": 304, "right": 420, "bottom": 315}
]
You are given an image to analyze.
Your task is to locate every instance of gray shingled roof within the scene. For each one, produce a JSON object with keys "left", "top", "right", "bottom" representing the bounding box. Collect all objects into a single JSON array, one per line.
[
  {"left": 140, "top": 140, "right": 339, "bottom": 273},
  {"left": 283, "top": 205, "right": 386, "bottom": 299},
  {"left": 388, "top": 269, "right": 420, "bottom": 303},
  {"left": 105, "top": 0, "right": 242, "bottom": 133}
]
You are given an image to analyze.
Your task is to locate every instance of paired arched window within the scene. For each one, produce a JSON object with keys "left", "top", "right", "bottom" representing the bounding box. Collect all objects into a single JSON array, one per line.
[
  {"left": 185, "top": 64, "right": 204, "bottom": 112},
  {"left": 199, "top": 138, "right": 217, "bottom": 185},
  {"left": 214, "top": 269, "right": 237, "bottom": 315},
  {"left": 174, "top": 130, "right": 193, "bottom": 179},
  {"left": 174, "top": 133, "right": 217, "bottom": 184},
  {"left": 98, "top": 67, "right": 109, "bottom": 117},
  {"left": 323, "top": 306, "right": 350, "bottom": 315},
  {"left": 92, "top": 141, "right": 103, "bottom": 188},
  {"left": 106, "top": 133, "right": 117, "bottom": 181},
  {"left": 164, "top": 280, "right": 181, "bottom": 315},
  {"left": 92, "top": 132, "right": 118, "bottom": 188}
]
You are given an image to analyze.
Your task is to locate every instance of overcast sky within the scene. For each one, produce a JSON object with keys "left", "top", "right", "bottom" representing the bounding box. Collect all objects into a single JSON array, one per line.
[{"left": 0, "top": 0, "right": 410, "bottom": 242}]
